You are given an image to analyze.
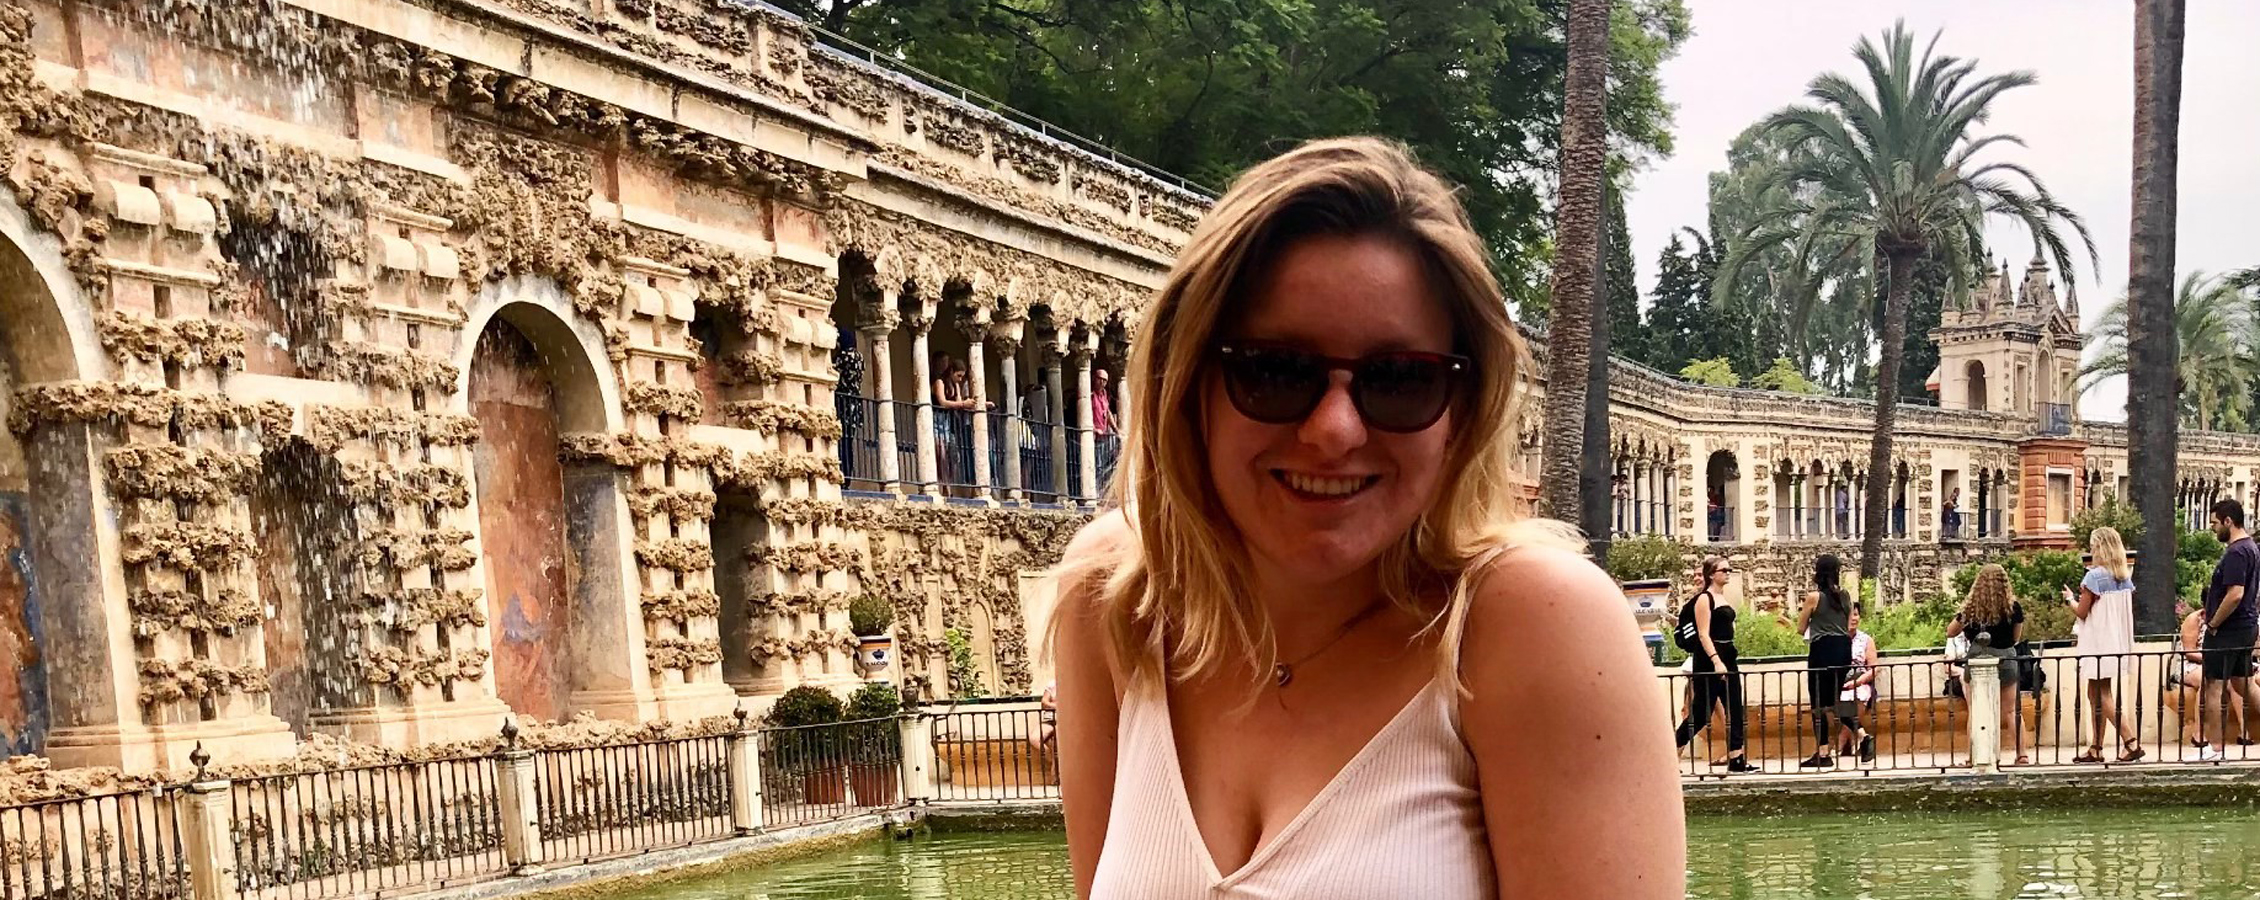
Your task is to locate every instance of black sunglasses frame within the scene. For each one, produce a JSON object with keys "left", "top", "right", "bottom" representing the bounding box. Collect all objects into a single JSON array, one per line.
[{"left": 1213, "top": 341, "right": 1472, "bottom": 434}]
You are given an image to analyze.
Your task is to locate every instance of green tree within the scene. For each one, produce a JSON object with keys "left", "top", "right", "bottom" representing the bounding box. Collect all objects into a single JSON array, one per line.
[
  {"left": 1679, "top": 357, "right": 1740, "bottom": 387},
  {"left": 1723, "top": 23, "right": 2096, "bottom": 580},
  {"left": 1603, "top": 180, "right": 1647, "bottom": 366},
  {"left": 800, "top": 0, "right": 1691, "bottom": 308},
  {"left": 2080, "top": 272, "right": 2255, "bottom": 432},
  {"left": 1640, "top": 233, "right": 1712, "bottom": 371},
  {"left": 1752, "top": 358, "right": 1821, "bottom": 394}
]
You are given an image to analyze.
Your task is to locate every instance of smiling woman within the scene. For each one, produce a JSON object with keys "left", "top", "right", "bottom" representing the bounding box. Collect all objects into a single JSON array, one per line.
[{"left": 1049, "top": 137, "right": 1685, "bottom": 899}]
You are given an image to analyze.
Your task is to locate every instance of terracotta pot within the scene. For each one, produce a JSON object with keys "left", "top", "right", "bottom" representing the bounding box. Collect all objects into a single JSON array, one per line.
[
  {"left": 849, "top": 762, "right": 899, "bottom": 806},
  {"left": 802, "top": 765, "right": 848, "bottom": 806}
]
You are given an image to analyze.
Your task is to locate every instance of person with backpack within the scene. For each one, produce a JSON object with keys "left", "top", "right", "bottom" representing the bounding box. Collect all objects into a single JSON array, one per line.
[
  {"left": 2066, "top": 526, "right": 2143, "bottom": 763},
  {"left": 1948, "top": 563, "right": 2027, "bottom": 764},
  {"left": 1673, "top": 557, "right": 1755, "bottom": 773}
]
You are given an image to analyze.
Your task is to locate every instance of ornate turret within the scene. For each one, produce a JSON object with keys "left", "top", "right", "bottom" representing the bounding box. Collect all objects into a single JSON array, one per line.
[{"left": 2020, "top": 256, "right": 2056, "bottom": 313}]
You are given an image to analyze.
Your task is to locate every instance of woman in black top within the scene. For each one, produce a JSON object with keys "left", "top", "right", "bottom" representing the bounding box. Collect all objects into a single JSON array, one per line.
[
  {"left": 1674, "top": 557, "right": 1755, "bottom": 772},
  {"left": 1796, "top": 554, "right": 1856, "bottom": 768}
]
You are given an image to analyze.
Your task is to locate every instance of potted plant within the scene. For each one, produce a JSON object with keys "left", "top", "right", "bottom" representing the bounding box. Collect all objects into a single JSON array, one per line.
[
  {"left": 848, "top": 594, "right": 895, "bottom": 677},
  {"left": 765, "top": 686, "right": 847, "bottom": 806},
  {"left": 844, "top": 682, "right": 903, "bottom": 806}
]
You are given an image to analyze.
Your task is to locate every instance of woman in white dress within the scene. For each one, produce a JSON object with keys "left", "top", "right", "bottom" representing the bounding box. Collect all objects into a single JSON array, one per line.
[{"left": 2068, "top": 526, "right": 2143, "bottom": 762}]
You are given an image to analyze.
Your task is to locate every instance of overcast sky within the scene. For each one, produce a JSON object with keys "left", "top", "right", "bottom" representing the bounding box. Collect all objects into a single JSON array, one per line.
[{"left": 1623, "top": 1, "right": 2260, "bottom": 421}]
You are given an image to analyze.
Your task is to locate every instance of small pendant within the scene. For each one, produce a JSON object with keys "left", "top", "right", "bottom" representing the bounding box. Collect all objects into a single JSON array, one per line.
[{"left": 1274, "top": 664, "right": 1292, "bottom": 687}]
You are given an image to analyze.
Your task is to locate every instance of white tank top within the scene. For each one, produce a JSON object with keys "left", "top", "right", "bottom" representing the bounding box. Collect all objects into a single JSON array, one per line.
[{"left": 1089, "top": 673, "right": 1495, "bottom": 899}]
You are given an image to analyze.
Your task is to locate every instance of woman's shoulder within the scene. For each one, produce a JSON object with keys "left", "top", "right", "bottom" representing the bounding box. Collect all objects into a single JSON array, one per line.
[{"left": 1459, "top": 536, "right": 1628, "bottom": 653}]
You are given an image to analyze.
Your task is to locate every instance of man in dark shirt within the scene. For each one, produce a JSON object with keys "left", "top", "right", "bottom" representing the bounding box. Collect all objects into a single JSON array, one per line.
[{"left": 2200, "top": 499, "right": 2260, "bottom": 760}]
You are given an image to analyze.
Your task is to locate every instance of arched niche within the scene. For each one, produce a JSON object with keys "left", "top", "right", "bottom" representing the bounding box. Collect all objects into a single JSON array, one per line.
[
  {"left": 456, "top": 279, "right": 646, "bottom": 723},
  {"left": 0, "top": 188, "right": 134, "bottom": 763}
]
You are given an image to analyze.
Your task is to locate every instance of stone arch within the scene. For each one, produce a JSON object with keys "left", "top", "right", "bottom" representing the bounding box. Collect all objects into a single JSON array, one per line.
[
  {"left": 0, "top": 192, "right": 117, "bottom": 760},
  {"left": 1705, "top": 449, "right": 1739, "bottom": 543},
  {"left": 1966, "top": 361, "right": 1989, "bottom": 411},
  {"left": 456, "top": 278, "right": 644, "bottom": 723},
  {"left": 453, "top": 277, "right": 622, "bottom": 433}
]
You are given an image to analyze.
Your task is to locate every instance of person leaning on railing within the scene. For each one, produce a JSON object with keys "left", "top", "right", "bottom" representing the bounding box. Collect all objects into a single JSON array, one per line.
[
  {"left": 1048, "top": 137, "right": 1683, "bottom": 900},
  {"left": 1948, "top": 564, "right": 2027, "bottom": 766}
]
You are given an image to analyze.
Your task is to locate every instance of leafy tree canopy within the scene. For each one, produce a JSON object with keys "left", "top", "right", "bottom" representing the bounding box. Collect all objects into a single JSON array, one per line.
[
  {"left": 1751, "top": 357, "right": 1821, "bottom": 394},
  {"left": 1679, "top": 356, "right": 1739, "bottom": 387},
  {"left": 784, "top": 0, "right": 1691, "bottom": 306}
]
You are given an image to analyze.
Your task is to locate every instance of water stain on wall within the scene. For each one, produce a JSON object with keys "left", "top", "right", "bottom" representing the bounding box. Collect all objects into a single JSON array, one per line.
[{"left": 470, "top": 320, "right": 574, "bottom": 723}]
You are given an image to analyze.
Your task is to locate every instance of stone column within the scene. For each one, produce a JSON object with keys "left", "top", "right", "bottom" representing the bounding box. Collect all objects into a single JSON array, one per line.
[
  {"left": 180, "top": 753, "right": 237, "bottom": 900},
  {"left": 493, "top": 725, "right": 545, "bottom": 874},
  {"left": 727, "top": 709, "right": 763, "bottom": 833},
  {"left": 965, "top": 308, "right": 994, "bottom": 493},
  {"left": 1046, "top": 339, "right": 1069, "bottom": 499},
  {"left": 1968, "top": 655, "right": 2002, "bottom": 773},
  {"left": 1073, "top": 338, "right": 1099, "bottom": 503},
  {"left": 900, "top": 712, "right": 937, "bottom": 802},
  {"left": 908, "top": 309, "right": 938, "bottom": 495},
  {"left": 991, "top": 322, "right": 1025, "bottom": 502},
  {"left": 864, "top": 319, "right": 901, "bottom": 490}
]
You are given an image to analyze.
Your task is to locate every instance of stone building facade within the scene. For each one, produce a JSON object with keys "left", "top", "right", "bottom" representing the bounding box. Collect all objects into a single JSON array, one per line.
[{"left": 0, "top": 0, "right": 2248, "bottom": 774}]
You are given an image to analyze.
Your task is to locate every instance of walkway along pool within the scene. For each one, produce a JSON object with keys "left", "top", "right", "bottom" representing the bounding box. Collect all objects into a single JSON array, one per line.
[{"left": 608, "top": 808, "right": 2260, "bottom": 900}]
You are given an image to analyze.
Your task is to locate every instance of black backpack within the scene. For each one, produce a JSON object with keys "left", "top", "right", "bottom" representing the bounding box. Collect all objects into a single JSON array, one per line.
[{"left": 1673, "top": 591, "right": 1715, "bottom": 654}]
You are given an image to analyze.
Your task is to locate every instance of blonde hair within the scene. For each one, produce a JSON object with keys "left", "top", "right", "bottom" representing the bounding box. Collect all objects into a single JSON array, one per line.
[
  {"left": 1960, "top": 563, "right": 2015, "bottom": 626},
  {"left": 1059, "top": 136, "right": 1576, "bottom": 689},
  {"left": 2088, "top": 526, "right": 2131, "bottom": 582}
]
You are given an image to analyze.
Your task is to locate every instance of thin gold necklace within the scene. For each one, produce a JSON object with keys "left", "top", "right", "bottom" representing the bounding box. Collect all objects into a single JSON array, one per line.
[{"left": 1273, "top": 599, "right": 1391, "bottom": 688}]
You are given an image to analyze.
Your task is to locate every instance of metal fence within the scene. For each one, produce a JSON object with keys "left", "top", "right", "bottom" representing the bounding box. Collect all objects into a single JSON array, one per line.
[
  {"left": 889, "top": 401, "right": 920, "bottom": 489},
  {"left": 756, "top": 718, "right": 901, "bottom": 828},
  {"left": 229, "top": 756, "right": 506, "bottom": 899},
  {"left": 928, "top": 706, "right": 1057, "bottom": 803},
  {"left": 0, "top": 786, "right": 188, "bottom": 900},
  {"left": 1667, "top": 647, "right": 2260, "bottom": 778},
  {"left": 838, "top": 395, "right": 885, "bottom": 490},
  {"left": 532, "top": 736, "right": 732, "bottom": 866}
]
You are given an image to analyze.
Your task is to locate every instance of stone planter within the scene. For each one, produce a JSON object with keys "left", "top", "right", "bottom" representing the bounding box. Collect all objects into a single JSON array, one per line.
[{"left": 803, "top": 765, "right": 849, "bottom": 806}]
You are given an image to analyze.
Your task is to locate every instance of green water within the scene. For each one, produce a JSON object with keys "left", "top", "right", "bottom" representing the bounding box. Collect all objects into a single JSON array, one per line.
[{"left": 618, "top": 808, "right": 2260, "bottom": 899}]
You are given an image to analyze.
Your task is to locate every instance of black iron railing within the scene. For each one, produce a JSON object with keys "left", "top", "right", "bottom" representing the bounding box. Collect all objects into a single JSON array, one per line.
[
  {"left": 0, "top": 786, "right": 189, "bottom": 900},
  {"left": 2040, "top": 402, "right": 2074, "bottom": 436},
  {"left": 229, "top": 756, "right": 506, "bottom": 898},
  {"left": 928, "top": 706, "right": 1057, "bottom": 803},
  {"left": 532, "top": 736, "right": 731, "bottom": 866},
  {"left": 839, "top": 395, "right": 885, "bottom": 490},
  {"left": 756, "top": 718, "right": 902, "bottom": 828}
]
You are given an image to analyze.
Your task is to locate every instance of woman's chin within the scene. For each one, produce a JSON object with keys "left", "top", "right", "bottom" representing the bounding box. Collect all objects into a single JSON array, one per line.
[{"left": 1249, "top": 534, "right": 1390, "bottom": 589}]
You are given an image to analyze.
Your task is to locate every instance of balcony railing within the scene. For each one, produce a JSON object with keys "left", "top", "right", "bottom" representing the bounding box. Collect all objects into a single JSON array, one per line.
[
  {"left": 2040, "top": 402, "right": 2073, "bottom": 436},
  {"left": 1707, "top": 506, "right": 1735, "bottom": 543},
  {"left": 839, "top": 395, "right": 885, "bottom": 491},
  {"left": 834, "top": 396, "right": 1106, "bottom": 504},
  {"left": 1891, "top": 507, "right": 1908, "bottom": 538},
  {"left": 889, "top": 401, "right": 920, "bottom": 490}
]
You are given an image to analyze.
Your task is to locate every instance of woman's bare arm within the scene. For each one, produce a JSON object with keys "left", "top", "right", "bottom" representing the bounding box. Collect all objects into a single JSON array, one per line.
[
  {"left": 1795, "top": 591, "right": 1818, "bottom": 635},
  {"left": 1462, "top": 547, "right": 1684, "bottom": 898},
  {"left": 1053, "top": 511, "right": 1131, "bottom": 898}
]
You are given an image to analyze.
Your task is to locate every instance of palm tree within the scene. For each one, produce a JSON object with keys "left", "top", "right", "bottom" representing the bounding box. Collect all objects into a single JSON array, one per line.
[
  {"left": 1539, "top": 0, "right": 1612, "bottom": 525},
  {"left": 2127, "top": 0, "right": 2186, "bottom": 632},
  {"left": 1721, "top": 23, "right": 2097, "bottom": 579},
  {"left": 2080, "top": 273, "right": 2253, "bottom": 432}
]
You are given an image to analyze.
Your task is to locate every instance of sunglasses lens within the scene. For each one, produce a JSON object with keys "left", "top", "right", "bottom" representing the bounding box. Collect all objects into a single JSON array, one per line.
[
  {"left": 1220, "top": 347, "right": 1326, "bottom": 424},
  {"left": 1354, "top": 354, "right": 1457, "bottom": 432}
]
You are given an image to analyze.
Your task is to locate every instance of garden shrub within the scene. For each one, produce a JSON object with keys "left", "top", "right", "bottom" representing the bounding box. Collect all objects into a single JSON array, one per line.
[{"left": 1605, "top": 535, "right": 1684, "bottom": 585}]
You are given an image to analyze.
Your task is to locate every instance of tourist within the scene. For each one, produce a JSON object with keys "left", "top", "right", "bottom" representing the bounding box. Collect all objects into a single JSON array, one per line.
[
  {"left": 1049, "top": 137, "right": 1682, "bottom": 898},
  {"left": 1090, "top": 367, "right": 1121, "bottom": 491},
  {"left": 1947, "top": 564, "right": 2027, "bottom": 765},
  {"left": 2066, "top": 526, "right": 2143, "bottom": 762},
  {"left": 933, "top": 355, "right": 988, "bottom": 483},
  {"left": 1673, "top": 557, "right": 1755, "bottom": 773},
  {"left": 2199, "top": 499, "right": 2260, "bottom": 762},
  {"left": 1836, "top": 605, "right": 1877, "bottom": 763},
  {"left": 2172, "top": 598, "right": 2251, "bottom": 749},
  {"left": 1031, "top": 680, "right": 1059, "bottom": 752},
  {"left": 1943, "top": 487, "right": 1963, "bottom": 538},
  {"left": 1707, "top": 486, "right": 1727, "bottom": 541},
  {"left": 1793, "top": 554, "right": 1856, "bottom": 768}
]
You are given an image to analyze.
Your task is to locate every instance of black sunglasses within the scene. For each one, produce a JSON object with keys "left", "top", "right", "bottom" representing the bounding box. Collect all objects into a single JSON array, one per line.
[{"left": 1213, "top": 341, "right": 1471, "bottom": 434}]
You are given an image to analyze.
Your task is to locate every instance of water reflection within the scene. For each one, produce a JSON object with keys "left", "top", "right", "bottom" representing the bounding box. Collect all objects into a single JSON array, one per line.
[{"left": 612, "top": 808, "right": 2260, "bottom": 899}]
